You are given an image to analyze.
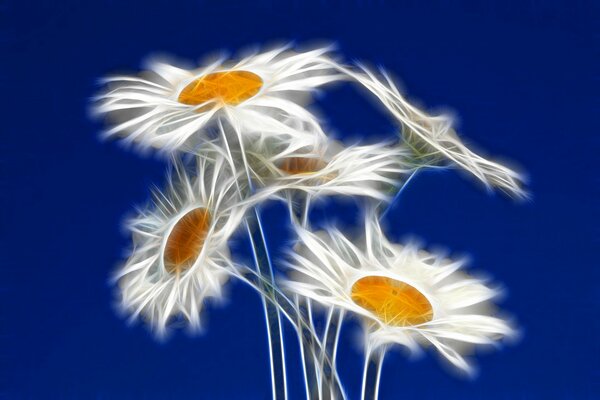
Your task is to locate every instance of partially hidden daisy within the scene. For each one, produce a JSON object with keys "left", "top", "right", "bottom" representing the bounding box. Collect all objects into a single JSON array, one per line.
[
  {"left": 284, "top": 214, "right": 516, "bottom": 375},
  {"left": 115, "top": 150, "right": 249, "bottom": 337},
  {"left": 242, "top": 137, "right": 416, "bottom": 204},
  {"left": 93, "top": 45, "right": 342, "bottom": 153}
]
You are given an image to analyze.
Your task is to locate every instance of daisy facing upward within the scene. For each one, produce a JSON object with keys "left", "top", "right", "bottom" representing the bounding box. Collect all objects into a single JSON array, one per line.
[{"left": 284, "top": 212, "right": 516, "bottom": 376}]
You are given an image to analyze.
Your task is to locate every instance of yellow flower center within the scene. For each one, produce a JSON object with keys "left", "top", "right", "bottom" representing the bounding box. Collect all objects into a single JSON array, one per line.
[
  {"left": 351, "top": 276, "right": 433, "bottom": 327},
  {"left": 278, "top": 157, "right": 328, "bottom": 175},
  {"left": 164, "top": 208, "right": 211, "bottom": 274},
  {"left": 178, "top": 70, "right": 263, "bottom": 107}
]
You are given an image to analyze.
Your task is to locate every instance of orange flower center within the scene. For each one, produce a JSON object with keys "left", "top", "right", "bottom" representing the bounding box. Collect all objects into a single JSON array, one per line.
[
  {"left": 278, "top": 157, "right": 328, "bottom": 175},
  {"left": 164, "top": 208, "right": 211, "bottom": 274},
  {"left": 178, "top": 70, "right": 263, "bottom": 107},
  {"left": 351, "top": 276, "right": 433, "bottom": 327}
]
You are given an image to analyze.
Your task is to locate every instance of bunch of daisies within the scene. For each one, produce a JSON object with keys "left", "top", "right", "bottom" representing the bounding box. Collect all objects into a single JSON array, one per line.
[{"left": 93, "top": 44, "right": 526, "bottom": 399}]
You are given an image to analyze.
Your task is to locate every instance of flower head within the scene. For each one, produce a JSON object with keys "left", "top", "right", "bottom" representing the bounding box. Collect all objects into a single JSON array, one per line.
[
  {"left": 333, "top": 64, "right": 528, "bottom": 199},
  {"left": 284, "top": 214, "right": 515, "bottom": 375},
  {"left": 93, "top": 45, "right": 342, "bottom": 154},
  {"left": 115, "top": 150, "right": 248, "bottom": 337},
  {"left": 242, "top": 137, "right": 415, "bottom": 204}
]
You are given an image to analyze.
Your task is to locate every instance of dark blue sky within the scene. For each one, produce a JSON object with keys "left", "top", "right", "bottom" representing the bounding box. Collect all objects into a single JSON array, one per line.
[{"left": 1, "top": 1, "right": 597, "bottom": 399}]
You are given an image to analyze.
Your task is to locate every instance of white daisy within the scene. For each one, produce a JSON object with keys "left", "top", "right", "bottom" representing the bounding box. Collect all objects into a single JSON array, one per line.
[
  {"left": 241, "top": 137, "right": 416, "bottom": 203},
  {"left": 328, "top": 63, "right": 528, "bottom": 198},
  {"left": 114, "top": 150, "right": 248, "bottom": 337},
  {"left": 284, "top": 214, "right": 515, "bottom": 375},
  {"left": 93, "top": 45, "right": 342, "bottom": 153}
]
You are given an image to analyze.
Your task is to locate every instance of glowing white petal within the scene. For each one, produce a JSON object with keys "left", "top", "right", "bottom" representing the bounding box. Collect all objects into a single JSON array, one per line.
[
  {"left": 93, "top": 45, "right": 342, "bottom": 156},
  {"left": 283, "top": 213, "right": 516, "bottom": 374},
  {"left": 115, "top": 149, "right": 248, "bottom": 337}
]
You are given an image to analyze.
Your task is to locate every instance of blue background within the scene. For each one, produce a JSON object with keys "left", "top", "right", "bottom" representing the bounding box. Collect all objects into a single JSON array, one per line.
[{"left": 1, "top": 1, "right": 597, "bottom": 399}]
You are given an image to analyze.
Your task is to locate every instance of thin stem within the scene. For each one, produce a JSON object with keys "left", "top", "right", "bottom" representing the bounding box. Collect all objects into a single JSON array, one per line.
[
  {"left": 319, "top": 308, "right": 344, "bottom": 400},
  {"left": 361, "top": 349, "right": 385, "bottom": 400},
  {"left": 322, "top": 309, "right": 344, "bottom": 373},
  {"left": 301, "top": 194, "right": 312, "bottom": 227},
  {"left": 231, "top": 264, "right": 340, "bottom": 384},
  {"left": 331, "top": 311, "right": 344, "bottom": 364},
  {"left": 293, "top": 193, "right": 320, "bottom": 400},
  {"left": 219, "top": 122, "right": 287, "bottom": 400},
  {"left": 293, "top": 193, "right": 346, "bottom": 400},
  {"left": 379, "top": 169, "right": 420, "bottom": 221},
  {"left": 297, "top": 297, "right": 319, "bottom": 400},
  {"left": 246, "top": 212, "right": 288, "bottom": 400}
]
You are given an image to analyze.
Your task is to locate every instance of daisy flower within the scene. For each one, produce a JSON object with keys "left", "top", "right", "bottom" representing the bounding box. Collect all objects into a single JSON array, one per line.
[
  {"left": 93, "top": 45, "right": 342, "bottom": 153},
  {"left": 330, "top": 64, "right": 528, "bottom": 198},
  {"left": 241, "top": 137, "right": 416, "bottom": 203},
  {"left": 114, "top": 150, "right": 249, "bottom": 337},
  {"left": 284, "top": 214, "right": 515, "bottom": 375}
]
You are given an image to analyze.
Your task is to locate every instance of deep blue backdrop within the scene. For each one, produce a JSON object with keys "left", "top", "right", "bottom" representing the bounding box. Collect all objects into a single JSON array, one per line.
[{"left": 1, "top": 1, "right": 597, "bottom": 399}]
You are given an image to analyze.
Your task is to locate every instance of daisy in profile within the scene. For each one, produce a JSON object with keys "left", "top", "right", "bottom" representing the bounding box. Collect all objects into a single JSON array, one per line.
[
  {"left": 330, "top": 64, "right": 528, "bottom": 198},
  {"left": 93, "top": 45, "right": 342, "bottom": 153},
  {"left": 241, "top": 136, "right": 416, "bottom": 205},
  {"left": 115, "top": 150, "right": 248, "bottom": 337},
  {"left": 284, "top": 214, "right": 515, "bottom": 375}
]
